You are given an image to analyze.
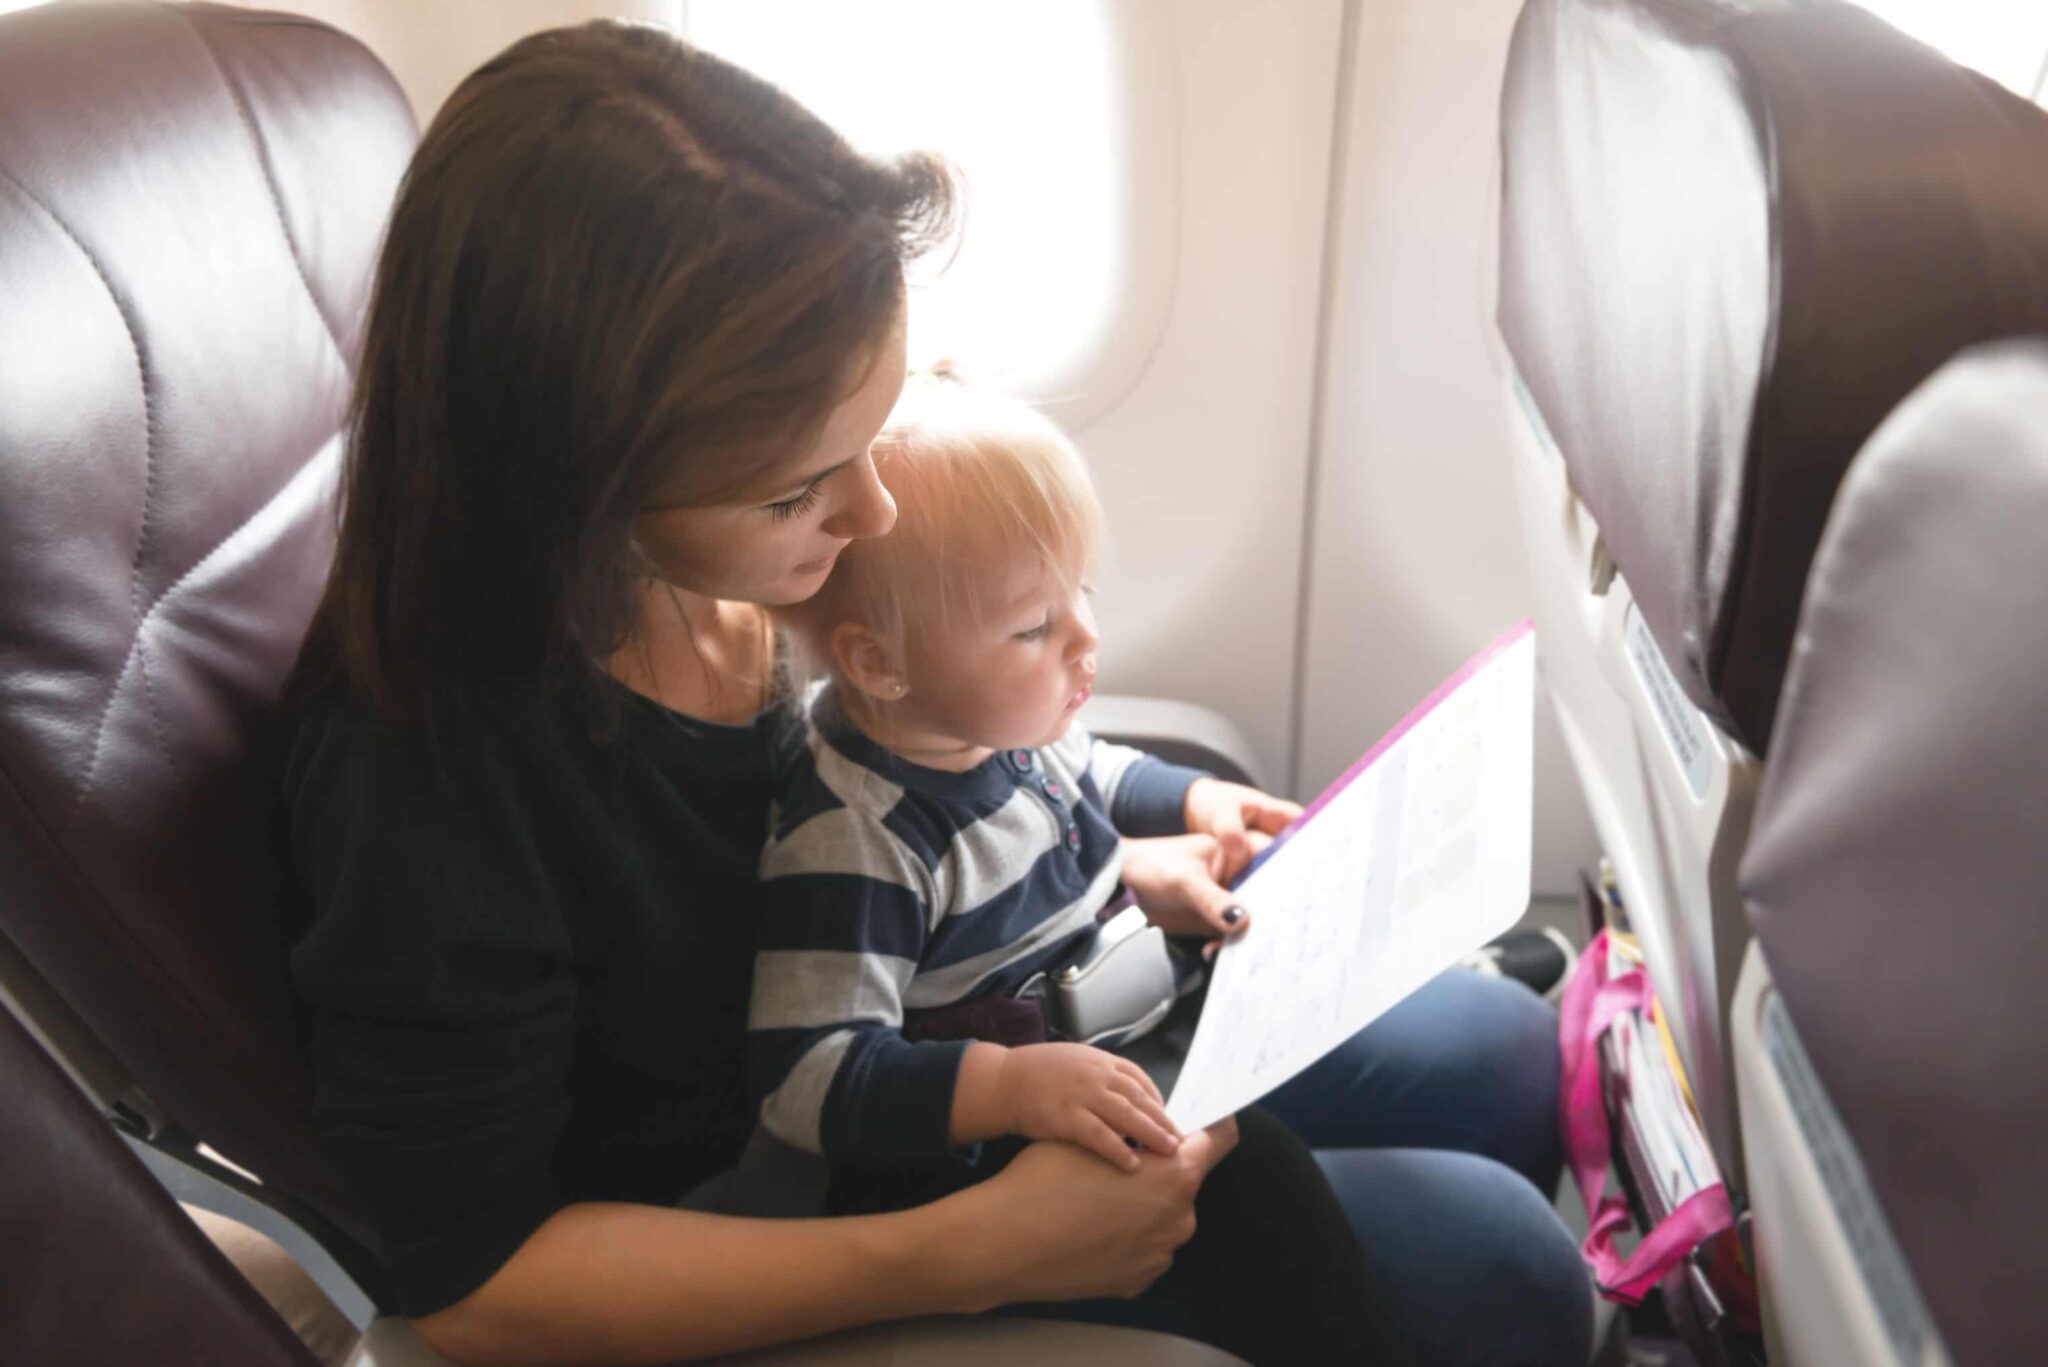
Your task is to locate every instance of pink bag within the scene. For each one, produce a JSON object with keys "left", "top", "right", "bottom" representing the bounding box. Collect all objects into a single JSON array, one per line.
[{"left": 1558, "top": 929, "right": 1734, "bottom": 1305}]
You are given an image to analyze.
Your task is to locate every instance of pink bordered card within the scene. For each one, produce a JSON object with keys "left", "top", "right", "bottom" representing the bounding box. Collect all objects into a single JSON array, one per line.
[{"left": 1167, "top": 623, "right": 1536, "bottom": 1130}]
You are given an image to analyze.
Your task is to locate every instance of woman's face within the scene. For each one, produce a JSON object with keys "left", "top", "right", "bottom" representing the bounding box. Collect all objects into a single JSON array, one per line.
[{"left": 634, "top": 322, "right": 907, "bottom": 605}]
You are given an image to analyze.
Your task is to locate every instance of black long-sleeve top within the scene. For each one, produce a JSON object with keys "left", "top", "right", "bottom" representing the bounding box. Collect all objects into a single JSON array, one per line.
[{"left": 280, "top": 674, "right": 795, "bottom": 1315}]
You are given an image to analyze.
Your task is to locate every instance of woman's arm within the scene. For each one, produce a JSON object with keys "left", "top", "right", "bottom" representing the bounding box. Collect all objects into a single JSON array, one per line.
[
  {"left": 1120, "top": 833, "right": 1258, "bottom": 941},
  {"left": 416, "top": 1123, "right": 1238, "bottom": 1367},
  {"left": 414, "top": 1199, "right": 973, "bottom": 1366}
]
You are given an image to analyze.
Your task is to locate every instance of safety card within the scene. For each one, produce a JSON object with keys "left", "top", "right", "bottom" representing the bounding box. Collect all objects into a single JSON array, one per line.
[{"left": 1166, "top": 623, "right": 1536, "bottom": 1131}]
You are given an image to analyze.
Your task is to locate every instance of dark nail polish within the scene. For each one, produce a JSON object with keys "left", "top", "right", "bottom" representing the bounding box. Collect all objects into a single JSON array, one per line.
[{"left": 1222, "top": 906, "right": 1245, "bottom": 926}]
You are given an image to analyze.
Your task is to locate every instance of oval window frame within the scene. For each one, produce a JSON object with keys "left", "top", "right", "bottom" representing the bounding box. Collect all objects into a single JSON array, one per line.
[{"left": 680, "top": 0, "right": 1181, "bottom": 431}]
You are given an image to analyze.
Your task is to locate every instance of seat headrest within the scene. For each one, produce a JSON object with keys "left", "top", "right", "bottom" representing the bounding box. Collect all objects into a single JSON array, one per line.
[
  {"left": 1741, "top": 339, "right": 2048, "bottom": 1366},
  {"left": 0, "top": 0, "right": 412, "bottom": 1230},
  {"left": 1499, "top": 0, "right": 2048, "bottom": 750}
]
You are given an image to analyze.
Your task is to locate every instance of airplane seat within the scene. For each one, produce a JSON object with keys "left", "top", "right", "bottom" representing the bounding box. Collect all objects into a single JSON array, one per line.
[
  {"left": 0, "top": 0, "right": 415, "bottom": 1297},
  {"left": 0, "top": 4, "right": 1246, "bottom": 1362},
  {"left": 1494, "top": 0, "right": 2048, "bottom": 1194},
  {"left": 0, "top": 995, "right": 321, "bottom": 1366},
  {"left": 1732, "top": 339, "right": 2048, "bottom": 1367}
]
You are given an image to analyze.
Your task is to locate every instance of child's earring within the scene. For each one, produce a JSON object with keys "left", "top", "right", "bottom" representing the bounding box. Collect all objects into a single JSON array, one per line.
[{"left": 887, "top": 680, "right": 908, "bottom": 698}]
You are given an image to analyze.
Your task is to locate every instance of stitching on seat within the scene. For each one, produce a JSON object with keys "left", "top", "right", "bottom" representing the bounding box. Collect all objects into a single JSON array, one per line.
[
  {"left": 71, "top": 642, "right": 147, "bottom": 819},
  {"left": 66, "top": 441, "right": 344, "bottom": 824},
  {"left": 128, "top": 630, "right": 184, "bottom": 795},
  {"left": 40, "top": 11, "right": 359, "bottom": 824},
  {"left": 0, "top": 165, "right": 173, "bottom": 823},
  {"left": 182, "top": 9, "right": 351, "bottom": 366}
]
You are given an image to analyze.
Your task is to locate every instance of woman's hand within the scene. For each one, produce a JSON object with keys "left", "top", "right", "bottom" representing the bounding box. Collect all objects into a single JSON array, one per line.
[
  {"left": 961, "top": 1116, "right": 1240, "bottom": 1304},
  {"left": 1183, "top": 777, "right": 1302, "bottom": 871},
  {"left": 997, "top": 1043, "right": 1181, "bottom": 1170},
  {"left": 1121, "top": 832, "right": 1263, "bottom": 943}
]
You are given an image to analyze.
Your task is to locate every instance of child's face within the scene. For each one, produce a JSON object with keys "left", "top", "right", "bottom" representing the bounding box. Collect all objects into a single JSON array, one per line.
[{"left": 899, "top": 554, "right": 1100, "bottom": 752}]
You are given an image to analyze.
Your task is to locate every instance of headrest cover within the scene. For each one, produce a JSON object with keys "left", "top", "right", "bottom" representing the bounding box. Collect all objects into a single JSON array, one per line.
[
  {"left": 1500, "top": 0, "right": 2048, "bottom": 749},
  {"left": 0, "top": 1, "right": 412, "bottom": 1228},
  {"left": 1742, "top": 340, "right": 2048, "bottom": 1366}
]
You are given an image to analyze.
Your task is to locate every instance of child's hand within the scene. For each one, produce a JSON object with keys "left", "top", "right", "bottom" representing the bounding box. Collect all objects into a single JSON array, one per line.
[
  {"left": 1183, "top": 778, "right": 1302, "bottom": 873},
  {"left": 997, "top": 1043, "right": 1182, "bottom": 1171}
]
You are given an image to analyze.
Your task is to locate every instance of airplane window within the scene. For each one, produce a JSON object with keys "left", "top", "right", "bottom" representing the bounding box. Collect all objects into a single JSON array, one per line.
[
  {"left": 1851, "top": 0, "right": 2048, "bottom": 102},
  {"left": 687, "top": 0, "right": 1166, "bottom": 421}
]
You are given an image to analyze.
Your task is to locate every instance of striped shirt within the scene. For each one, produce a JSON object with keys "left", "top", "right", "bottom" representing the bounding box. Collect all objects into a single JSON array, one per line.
[{"left": 747, "top": 688, "right": 1204, "bottom": 1162}]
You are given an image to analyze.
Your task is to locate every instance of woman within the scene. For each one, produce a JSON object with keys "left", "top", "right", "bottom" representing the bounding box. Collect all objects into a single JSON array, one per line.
[{"left": 281, "top": 20, "right": 1589, "bottom": 1366}]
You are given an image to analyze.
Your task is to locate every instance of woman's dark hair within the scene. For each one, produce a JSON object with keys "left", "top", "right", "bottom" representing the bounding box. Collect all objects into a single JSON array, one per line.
[{"left": 289, "top": 21, "right": 956, "bottom": 727}]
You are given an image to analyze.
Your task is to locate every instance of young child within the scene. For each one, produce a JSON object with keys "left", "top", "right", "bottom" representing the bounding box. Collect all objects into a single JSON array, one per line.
[{"left": 748, "top": 374, "right": 1413, "bottom": 1365}]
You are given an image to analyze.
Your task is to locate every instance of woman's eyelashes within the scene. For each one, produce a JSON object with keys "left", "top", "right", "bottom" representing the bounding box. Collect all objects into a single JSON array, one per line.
[{"left": 765, "top": 476, "right": 825, "bottom": 521}]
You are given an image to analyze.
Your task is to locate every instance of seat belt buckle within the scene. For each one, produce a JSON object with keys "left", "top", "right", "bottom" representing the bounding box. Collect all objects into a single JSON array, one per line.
[{"left": 1030, "top": 904, "right": 1179, "bottom": 1047}]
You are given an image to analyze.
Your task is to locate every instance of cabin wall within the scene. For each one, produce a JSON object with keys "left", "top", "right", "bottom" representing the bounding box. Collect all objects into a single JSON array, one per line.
[
  {"left": 1298, "top": 0, "right": 1596, "bottom": 893},
  {"left": 1066, "top": 0, "right": 1342, "bottom": 808}
]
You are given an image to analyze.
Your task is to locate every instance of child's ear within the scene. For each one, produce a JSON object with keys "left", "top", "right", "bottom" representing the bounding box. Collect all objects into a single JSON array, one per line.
[{"left": 830, "top": 621, "right": 908, "bottom": 702}]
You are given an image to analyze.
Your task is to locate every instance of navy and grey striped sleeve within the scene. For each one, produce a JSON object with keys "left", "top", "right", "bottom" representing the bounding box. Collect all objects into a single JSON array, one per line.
[
  {"left": 747, "top": 804, "right": 972, "bottom": 1164},
  {"left": 1074, "top": 731, "right": 1208, "bottom": 837}
]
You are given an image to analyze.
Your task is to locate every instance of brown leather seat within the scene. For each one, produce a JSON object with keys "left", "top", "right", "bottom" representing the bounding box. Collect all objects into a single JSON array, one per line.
[
  {"left": 0, "top": 999, "right": 320, "bottom": 1366},
  {"left": 0, "top": 0, "right": 414, "bottom": 1292},
  {"left": 1740, "top": 339, "right": 2048, "bottom": 1367},
  {"left": 1498, "top": 0, "right": 2048, "bottom": 751}
]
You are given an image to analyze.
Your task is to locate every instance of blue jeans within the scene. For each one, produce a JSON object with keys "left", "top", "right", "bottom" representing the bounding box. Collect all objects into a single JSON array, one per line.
[
  {"left": 1035, "top": 970, "right": 1593, "bottom": 1366},
  {"left": 1270, "top": 970, "right": 1592, "bottom": 1366}
]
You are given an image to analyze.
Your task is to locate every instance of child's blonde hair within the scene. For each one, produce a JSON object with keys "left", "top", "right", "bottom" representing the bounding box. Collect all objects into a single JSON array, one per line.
[{"left": 795, "top": 371, "right": 1103, "bottom": 677}]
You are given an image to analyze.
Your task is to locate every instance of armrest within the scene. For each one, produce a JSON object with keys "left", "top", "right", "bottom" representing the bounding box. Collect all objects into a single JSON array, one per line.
[
  {"left": 709, "top": 1317, "right": 1250, "bottom": 1365},
  {"left": 1076, "top": 694, "right": 1267, "bottom": 790},
  {"left": 344, "top": 1319, "right": 448, "bottom": 1367},
  {"left": 346, "top": 1315, "right": 1250, "bottom": 1367}
]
